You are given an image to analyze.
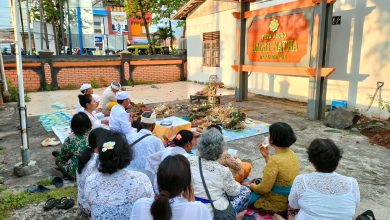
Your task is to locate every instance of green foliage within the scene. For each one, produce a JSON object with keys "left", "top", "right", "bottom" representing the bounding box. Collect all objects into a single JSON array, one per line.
[
  {"left": 153, "top": 26, "right": 171, "bottom": 46},
  {"left": 379, "top": 100, "right": 390, "bottom": 113},
  {"left": 6, "top": 79, "right": 31, "bottom": 102},
  {"left": 0, "top": 187, "right": 77, "bottom": 219},
  {"left": 30, "top": 0, "right": 70, "bottom": 23},
  {"left": 90, "top": 79, "right": 101, "bottom": 89},
  {"left": 36, "top": 178, "right": 52, "bottom": 186}
]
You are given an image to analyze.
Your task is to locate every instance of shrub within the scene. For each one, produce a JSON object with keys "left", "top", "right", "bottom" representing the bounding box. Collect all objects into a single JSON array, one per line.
[{"left": 90, "top": 79, "right": 100, "bottom": 88}]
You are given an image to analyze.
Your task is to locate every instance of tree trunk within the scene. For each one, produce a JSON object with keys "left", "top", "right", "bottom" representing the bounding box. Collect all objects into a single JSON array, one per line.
[
  {"left": 44, "top": 22, "right": 49, "bottom": 50},
  {"left": 17, "top": 0, "right": 27, "bottom": 53},
  {"left": 59, "top": 0, "right": 65, "bottom": 54},
  {"left": 39, "top": 0, "right": 44, "bottom": 50},
  {"left": 138, "top": 0, "right": 154, "bottom": 54},
  {"left": 168, "top": 19, "right": 174, "bottom": 52},
  {"left": 52, "top": 21, "right": 59, "bottom": 55}
]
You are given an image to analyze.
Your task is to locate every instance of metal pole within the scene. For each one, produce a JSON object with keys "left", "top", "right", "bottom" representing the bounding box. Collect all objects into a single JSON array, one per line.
[
  {"left": 17, "top": 0, "right": 27, "bottom": 53},
  {"left": 307, "top": 0, "right": 327, "bottom": 120},
  {"left": 12, "top": 0, "right": 30, "bottom": 166},
  {"left": 77, "top": 0, "right": 83, "bottom": 55},
  {"left": 0, "top": 48, "right": 8, "bottom": 92},
  {"left": 26, "top": 0, "right": 32, "bottom": 55}
]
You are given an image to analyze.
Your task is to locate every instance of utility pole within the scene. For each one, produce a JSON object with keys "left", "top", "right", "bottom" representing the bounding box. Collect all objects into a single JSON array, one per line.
[
  {"left": 17, "top": 0, "right": 27, "bottom": 53},
  {"left": 26, "top": 0, "right": 33, "bottom": 55},
  {"left": 0, "top": 48, "right": 9, "bottom": 93},
  {"left": 11, "top": 0, "right": 37, "bottom": 177}
]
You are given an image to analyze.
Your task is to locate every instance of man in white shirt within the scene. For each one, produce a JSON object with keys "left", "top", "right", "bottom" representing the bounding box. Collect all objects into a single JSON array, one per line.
[
  {"left": 101, "top": 82, "right": 121, "bottom": 114},
  {"left": 109, "top": 91, "right": 136, "bottom": 139},
  {"left": 75, "top": 83, "right": 93, "bottom": 113},
  {"left": 128, "top": 111, "right": 164, "bottom": 174}
]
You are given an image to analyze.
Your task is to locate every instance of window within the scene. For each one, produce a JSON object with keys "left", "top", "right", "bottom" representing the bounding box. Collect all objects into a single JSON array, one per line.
[{"left": 202, "top": 31, "right": 220, "bottom": 67}]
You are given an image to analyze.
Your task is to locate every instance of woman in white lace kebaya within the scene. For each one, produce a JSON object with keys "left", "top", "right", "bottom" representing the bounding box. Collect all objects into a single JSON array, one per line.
[
  {"left": 77, "top": 128, "right": 109, "bottom": 216},
  {"left": 131, "top": 154, "right": 212, "bottom": 220},
  {"left": 188, "top": 128, "right": 251, "bottom": 218},
  {"left": 84, "top": 131, "right": 154, "bottom": 220},
  {"left": 285, "top": 139, "right": 360, "bottom": 220}
]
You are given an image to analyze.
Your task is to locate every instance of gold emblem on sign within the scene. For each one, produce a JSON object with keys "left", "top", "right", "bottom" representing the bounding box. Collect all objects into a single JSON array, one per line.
[{"left": 269, "top": 18, "right": 279, "bottom": 32}]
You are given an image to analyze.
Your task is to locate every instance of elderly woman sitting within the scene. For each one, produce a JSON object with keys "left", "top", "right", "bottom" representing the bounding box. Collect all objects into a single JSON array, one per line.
[{"left": 188, "top": 128, "right": 251, "bottom": 218}]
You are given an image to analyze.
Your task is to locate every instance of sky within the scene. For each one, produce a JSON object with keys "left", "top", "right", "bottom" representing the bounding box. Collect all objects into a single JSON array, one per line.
[
  {"left": 0, "top": 1, "right": 12, "bottom": 30},
  {"left": 0, "top": 1, "right": 183, "bottom": 37}
]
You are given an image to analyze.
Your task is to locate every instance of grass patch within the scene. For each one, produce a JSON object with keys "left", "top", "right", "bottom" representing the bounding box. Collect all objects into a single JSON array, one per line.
[
  {"left": 60, "top": 84, "right": 79, "bottom": 90},
  {"left": 6, "top": 79, "right": 31, "bottom": 102},
  {"left": 36, "top": 178, "right": 52, "bottom": 186},
  {"left": 127, "top": 79, "right": 158, "bottom": 86},
  {"left": 0, "top": 186, "right": 77, "bottom": 219}
]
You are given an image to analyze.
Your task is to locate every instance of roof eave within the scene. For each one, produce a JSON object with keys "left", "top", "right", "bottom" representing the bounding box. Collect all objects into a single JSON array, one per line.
[{"left": 171, "top": 0, "right": 206, "bottom": 20}]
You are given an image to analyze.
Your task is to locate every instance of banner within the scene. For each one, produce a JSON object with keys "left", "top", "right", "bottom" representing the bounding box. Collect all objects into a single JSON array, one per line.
[{"left": 111, "top": 12, "right": 128, "bottom": 35}]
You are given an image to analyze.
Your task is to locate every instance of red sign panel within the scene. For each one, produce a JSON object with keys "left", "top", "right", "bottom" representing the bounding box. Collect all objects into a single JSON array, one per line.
[{"left": 247, "top": 13, "right": 310, "bottom": 63}]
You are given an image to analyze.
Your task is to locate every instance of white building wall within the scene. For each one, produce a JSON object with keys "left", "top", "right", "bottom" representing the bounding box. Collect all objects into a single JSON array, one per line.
[
  {"left": 186, "top": 9, "right": 237, "bottom": 87},
  {"left": 186, "top": 0, "right": 390, "bottom": 118}
]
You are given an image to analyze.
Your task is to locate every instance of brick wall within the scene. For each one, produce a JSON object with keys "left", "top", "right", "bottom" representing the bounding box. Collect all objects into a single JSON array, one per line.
[
  {"left": 5, "top": 69, "right": 41, "bottom": 91},
  {"left": 44, "top": 63, "right": 52, "bottom": 84},
  {"left": 3, "top": 55, "right": 185, "bottom": 92},
  {"left": 124, "top": 62, "right": 130, "bottom": 80},
  {"left": 133, "top": 65, "right": 181, "bottom": 83},
  {"left": 57, "top": 67, "right": 120, "bottom": 88}
]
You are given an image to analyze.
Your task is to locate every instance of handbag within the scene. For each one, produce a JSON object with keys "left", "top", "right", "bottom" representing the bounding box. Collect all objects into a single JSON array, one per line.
[
  {"left": 198, "top": 156, "right": 236, "bottom": 220},
  {"left": 355, "top": 210, "right": 375, "bottom": 220}
]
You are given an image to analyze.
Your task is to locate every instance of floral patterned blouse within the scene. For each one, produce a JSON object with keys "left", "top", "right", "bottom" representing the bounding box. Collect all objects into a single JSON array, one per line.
[
  {"left": 85, "top": 169, "right": 154, "bottom": 220},
  {"left": 55, "top": 133, "right": 89, "bottom": 179}
]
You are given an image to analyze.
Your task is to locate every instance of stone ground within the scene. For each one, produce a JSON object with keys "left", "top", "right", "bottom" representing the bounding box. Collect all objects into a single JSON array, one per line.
[{"left": 0, "top": 82, "right": 389, "bottom": 219}]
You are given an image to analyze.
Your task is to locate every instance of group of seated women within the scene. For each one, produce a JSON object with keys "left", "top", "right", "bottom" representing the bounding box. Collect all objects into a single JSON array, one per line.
[{"left": 57, "top": 111, "right": 360, "bottom": 220}]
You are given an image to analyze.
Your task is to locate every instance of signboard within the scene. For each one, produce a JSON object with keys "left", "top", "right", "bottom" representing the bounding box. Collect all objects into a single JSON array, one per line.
[
  {"left": 332, "top": 16, "right": 341, "bottom": 25},
  {"left": 111, "top": 12, "right": 128, "bottom": 35},
  {"left": 247, "top": 13, "right": 310, "bottom": 64}
]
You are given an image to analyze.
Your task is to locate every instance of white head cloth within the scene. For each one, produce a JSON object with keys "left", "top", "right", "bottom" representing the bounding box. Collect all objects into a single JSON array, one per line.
[
  {"left": 80, "top": 83, "right": 92, "bottom": 92},
  {"left": 92, "top": 94, "right": 100, "bottom": 102},
  {"left": 116, "top": 91, "right": 129, "bottom": 101},
  {"left": 141, "top": 111, "right": 156, "bottom": 124},
  {"left": 111, "top": 82, "right": 121, "bottom": 90}
]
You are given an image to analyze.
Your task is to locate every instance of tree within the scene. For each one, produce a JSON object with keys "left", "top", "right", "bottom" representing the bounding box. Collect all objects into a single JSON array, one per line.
[
  {"left": 151, "top": 0, "right": 188, "bottom": 51},
  {"left": 124, "top": 0, "right": 155, "bottom": 54},
  {"left": 30, "top": 0, "right": 68, "bottom": 54},
  {"left": 153, "top": 26, "right": 170, "bottom": 47}
]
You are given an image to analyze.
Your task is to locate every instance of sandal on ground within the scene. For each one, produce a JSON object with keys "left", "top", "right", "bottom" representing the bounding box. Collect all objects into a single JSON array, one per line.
[
  {"left": 56, "top": 197, "right": 75, "bottom": 209},
  {"left": 43, "top": 198, "right": 60, "bottom": 211}
]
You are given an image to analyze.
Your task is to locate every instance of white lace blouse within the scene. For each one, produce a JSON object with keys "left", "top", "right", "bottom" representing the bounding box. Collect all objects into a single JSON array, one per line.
[
  {"left": 289, "top": 172, "right": 360, "bottom": 220},
  {"left": 188, "top": 156, "right": 241, "bottom": 211},
  {"left": 84, "top": 169, "right": 154, "bottom": 220},
  {"left": 76, "top": 153, "right": 99, "bottom": 212},
  {"left": 131, "top": 196, "right": 212, "bottom": 220}
]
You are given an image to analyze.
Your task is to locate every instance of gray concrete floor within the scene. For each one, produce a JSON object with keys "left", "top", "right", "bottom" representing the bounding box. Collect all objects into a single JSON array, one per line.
[{"left": 0, "top": 82, "right": 389, "bottom": 219}]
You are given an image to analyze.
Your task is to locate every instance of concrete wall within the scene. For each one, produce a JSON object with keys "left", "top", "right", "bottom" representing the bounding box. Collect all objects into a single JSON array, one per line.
[
  {"left": 185, "top": 0, "right": 390, "bottom": 118},
  {"left": 186, "top": 0, "right": 237, "bottom": 86}
]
